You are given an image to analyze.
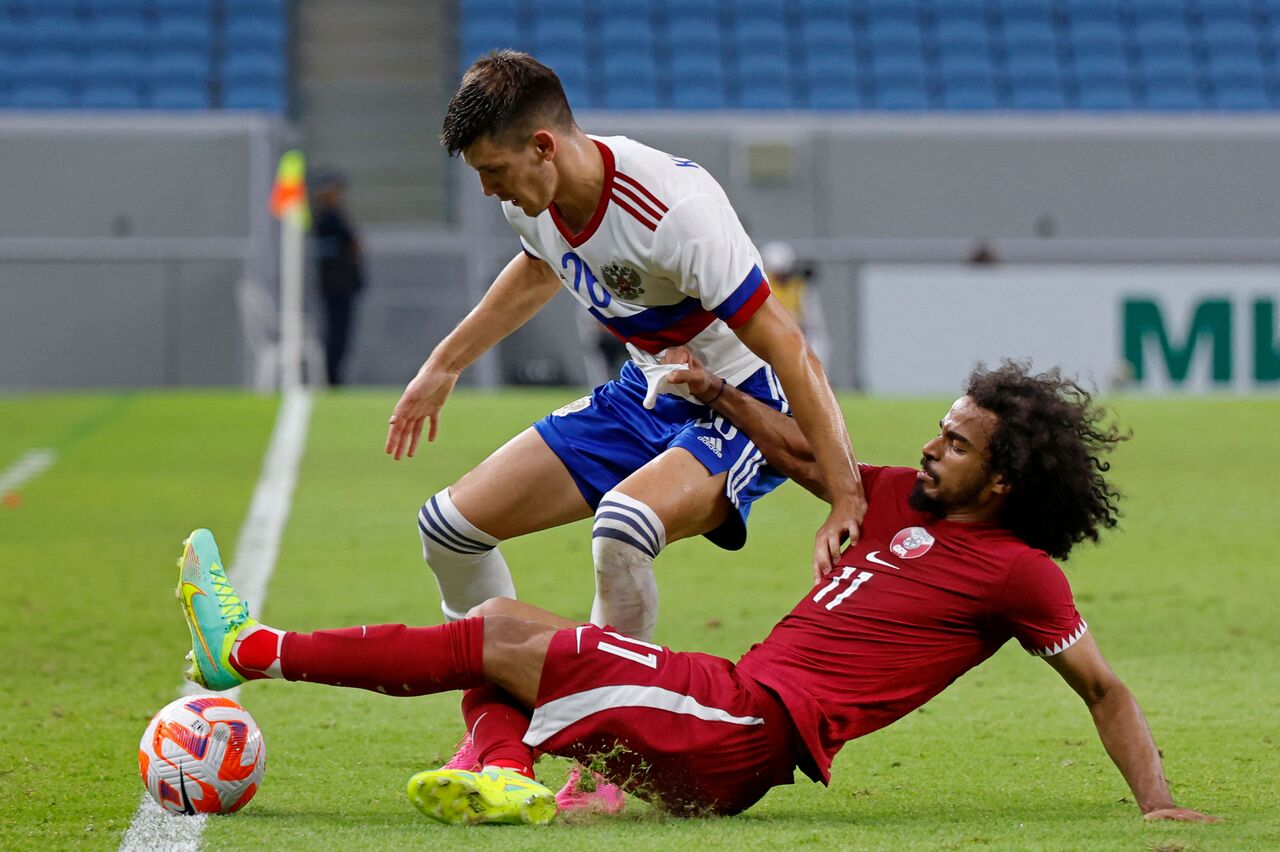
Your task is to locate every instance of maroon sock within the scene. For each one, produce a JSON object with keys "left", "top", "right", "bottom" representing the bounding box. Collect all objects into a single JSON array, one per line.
[
  {"left": 462, "top": 685, "right": 536, "bottom": 778},
  {"left": 280, "top": 620, "right": 485, "bottom": 696}
]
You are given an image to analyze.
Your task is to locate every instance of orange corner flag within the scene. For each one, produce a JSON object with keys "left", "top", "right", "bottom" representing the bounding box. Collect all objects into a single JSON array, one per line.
[{"left": 269, "top": 149, "right": 310, "bottom": 228}]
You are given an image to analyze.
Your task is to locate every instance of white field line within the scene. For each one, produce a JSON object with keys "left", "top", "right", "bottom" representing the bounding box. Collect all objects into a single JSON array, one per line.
[
  {"left": 0, "top": 448, "right": 57, "bottom": 494},
  {"left": 119, "top": 391, "right": 313, "bottom": 852}
]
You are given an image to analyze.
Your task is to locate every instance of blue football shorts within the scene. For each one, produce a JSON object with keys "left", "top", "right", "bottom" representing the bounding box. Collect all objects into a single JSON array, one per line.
[{"left": 533, "top": 360, "right": 789, "bottom": 550}]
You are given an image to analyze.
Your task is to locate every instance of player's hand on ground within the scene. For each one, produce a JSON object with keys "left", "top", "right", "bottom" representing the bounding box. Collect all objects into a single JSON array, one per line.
[
  {"left": 386, "top": 367, "right": 459, "bottom": 459},
  {"left": 1142, "top": 807, "right": 1221, "bottom": 823},
  {"left": 813, "top": 495, "right": 867, "bottom": 581},
  {"left": 662, "top": 347, "right": 718, "bottom": 402}
]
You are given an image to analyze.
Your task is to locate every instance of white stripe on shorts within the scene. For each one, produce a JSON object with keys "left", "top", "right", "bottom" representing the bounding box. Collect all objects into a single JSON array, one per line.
[
  {"left": 764, "top": 366, "right": 790, "bottom": 415},
  {"left": 522, "top": 684, "right": 763, "bottom": 748},
  {"left": 725, "top": 444, "right": 764, "bottom": 507}
]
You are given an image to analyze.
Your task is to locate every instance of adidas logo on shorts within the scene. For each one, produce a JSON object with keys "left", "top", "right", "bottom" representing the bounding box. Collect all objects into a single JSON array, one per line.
[{"left": 698, "top": 435, "right": 724, "bottom": 458}]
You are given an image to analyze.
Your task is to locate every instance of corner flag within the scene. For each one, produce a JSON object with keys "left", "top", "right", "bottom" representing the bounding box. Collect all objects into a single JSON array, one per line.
[{"left": 269, "top": 149, "right": 310, "bottom": 229}]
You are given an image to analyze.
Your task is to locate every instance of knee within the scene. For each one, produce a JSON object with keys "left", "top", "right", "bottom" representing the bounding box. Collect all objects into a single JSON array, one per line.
[
  {"left": 593, "top": 490, "right": 665, "bottom": 561},
  {"left": 417, "top": 488, "right": 497, "bottom": 564}
]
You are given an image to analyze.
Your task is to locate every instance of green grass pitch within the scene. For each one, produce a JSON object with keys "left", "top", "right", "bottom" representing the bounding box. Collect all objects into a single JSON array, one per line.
[{"left": 0, "top": 389, "right": 1276, "bottom": 850}]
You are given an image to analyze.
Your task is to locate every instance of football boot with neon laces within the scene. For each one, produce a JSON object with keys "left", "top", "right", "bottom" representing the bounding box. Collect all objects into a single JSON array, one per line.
[
  {"left": 406, "top": 768, "right": 557, "bottom": 826},
  {"left": 176, "top": 528, "right": 254, "bottom": 690}
]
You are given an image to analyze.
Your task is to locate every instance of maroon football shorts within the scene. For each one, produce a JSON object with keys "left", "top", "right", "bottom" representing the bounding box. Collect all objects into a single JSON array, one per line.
[{"left": 522, "top": 624, "right": 800, "bottom": 815}]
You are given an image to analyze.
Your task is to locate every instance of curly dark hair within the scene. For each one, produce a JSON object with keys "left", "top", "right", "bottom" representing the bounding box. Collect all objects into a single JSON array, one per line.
[
  {"left": 441, "top": 50, "right": 575, "bottom": 156},
  {"left": 965, "top": 361, "right": 1130, "bottom": 560}
]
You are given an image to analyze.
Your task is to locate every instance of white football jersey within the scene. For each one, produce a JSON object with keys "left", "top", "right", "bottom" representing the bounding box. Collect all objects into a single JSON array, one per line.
[{"left": 503, "top": 135, "right": 771, "bottom": 386}]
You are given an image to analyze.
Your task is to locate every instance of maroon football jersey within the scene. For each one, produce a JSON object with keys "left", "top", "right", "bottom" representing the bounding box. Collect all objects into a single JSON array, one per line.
[{"left": 736, "top": 466, "right": 1087, "bottom": 783}]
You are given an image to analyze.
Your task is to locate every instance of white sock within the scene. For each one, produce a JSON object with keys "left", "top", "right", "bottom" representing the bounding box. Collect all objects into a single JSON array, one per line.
[
  {"left": 589, "top": 491, "right": 665, "bottom": 642},
  {"left": 418, "top": 489, "right": 515, "bottom": 621}
]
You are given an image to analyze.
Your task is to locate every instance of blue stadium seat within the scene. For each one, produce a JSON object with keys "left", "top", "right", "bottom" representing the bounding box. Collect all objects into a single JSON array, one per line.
[
  {"left": 1134, "top": 20, "right": 1194, "bottom": 55},
  {"left": 872, "top": 82, "right": 933, "bottom": 108},
  {"left": 224, "top": 17, "right": 288, "bottom": 54},
  {"left": 1001, "top": 20, "right": 1057, "bottom": 53},
  {"left": 84, "top": 51, "right": 142, "bottom": 86},
  {"left": 737, "top": 53, "right": 792, "bottom": 84},
  {"left": 1008, "top": 81, "right": 1067, "bottom": 107},
  {"left": 660, "top": 0, "right": 719, "bottom": 27},
  {"left": 80, "top": 82, "right": 142, "bottom": 108},
  {"left": 148, "top": 82, "right": 211, "bottom": 108},
  {"left": 798, "top": 0, "right": 853, "bottom": 24},
  {"left": 12, "top": 0, "right": 81, "bottom": 15},
  {"left": 153, "top": 18, "right": 213, "bottom": 52},
  {"left": 222, "top": 83, "right": 286, "bottom": 111},
  {"left": 936, "top": 37, "right": 992, "bottom": 64},
  {"left": 997, "top": 0, "right": 1055, "bottom": 25},
  {"left": 1141, "top": 54, "right": 1197, "bottom": 87},
  {"left": 671, "top": 53, "right": 726, "bottom": 87},
  {"left": 941, "top": 81, "right": 1003, "bottom": 108},
  {"left": 602, "top": 52, "right": 656, "bottom": 84},
  {"left": 86, "top": 0, "right": 147, "bottom": 13},
  {"left": 866, "top": 19, "right": 926, "bottom": 52},
  {"left": 225, "top": 0, "right": 288, "bottom": 15},
  {"left": 737, "top": 83, "right": 793, "bottom": 108},
  {"left": 602, "top": 81, "right": 660, "bottom": 108},
  {"left": 23, "top": 17, "right": 87, "bottom": 53},
  {"left": 1195, "top": 0, "right": 1255, "bottom": 24},
  {"left": 559, "top": 76, "right": 591, "bottom": 109},
  {"left": 1212, "top": 82, "right": 1271, "bottom": 109},
  {"left": 599, "top": 0, "right": 656, "bottom": 19},
  {"left": 936, "top": 53, "right": 997, "bottom": 86},
  {"left": 86, "top": 15, "right": 149, "bottom": 53},
  {"left": 11, "top": 83, "right": 74, "bottom": 108},
  {"left": 599, "top": 18, "right": 655, "bottom": 47},
  {"left": 461, "top": 16, "right": 521, "bottom": 63},
  {"left": 800, "top": 51, "right": 861, "bottom": 83},
  {"left": 798, "top": 20, "right": 856, "bottom": 53},
  {"left": 672, "top": 82, "right": 728, "bottom": 109},
  {"left": 11, "top": 52, "right": 79, "bottom": 88},
  {"left": 1069, "top": 21, "right": 1127, "bottom": 57},
  {"left": 872, "top": 53, "right": 929, "bottom": 86},
  {"left": 1004, "top": 53, "right": 1062, "bottom": 86},
  {"left": 529, "top": 0, "right": 586, "bottom": 19},
  {"left": 807, "top": 81, "right": 861, "bottom": 108},
  {"left": 147, "top": 50, "right": 210, "bottom": 86},
  {"left": 154, "top": 0, "right": 215, "bottom": 17},
  {"left": 531, "top": 16, "right": 587, "bottom": 50},
  {"left": 732, "top": 19, "right": 789, "bottom": 52},
  {"left": 737, "top": 0, "right": 788, "bottom": 26},
  {"left": 1143, "top": 80, "right": 1203, "bottom": 108},
  {"left": 0, "top": 19, "right": 21, "bottom": 53},
  {"left": 933, "top": 19, "right": 991, "bottom": 52},
  {"left": 667, "top": 25, "right": 722, "bottom": 55},
  {"left": 1073, "top": 53, "right": 1130, "bottom": 83},
  {"left": 1205, "top": 53, "right": 1266, "bottom": 87},
  {"left": 1131, "top": 0, "right": 1189, "bottom": 24},
  {"left": 930, "top": 0, "right": 990, "bottom": 23},
  {"left": 460, "top": 0, "right": 520, "bottom": 18},
  {"left": 540, "top": 52, "right": 588, "bottom": 88},
  {"left": 866, "top": 0, "right": 921, "bottom": 22},
  {"left": 1076, "top": 80, "right": 1136, "bottom": 108},
  {"left": 1060, "top": 0, "right": 1124, "bottom": 25},
  {"left": 1200, "top": 21, "right": 1260, "bottom": 54},
  {"left": 222, "top": 52, "right": 285, "bottom": 85}
]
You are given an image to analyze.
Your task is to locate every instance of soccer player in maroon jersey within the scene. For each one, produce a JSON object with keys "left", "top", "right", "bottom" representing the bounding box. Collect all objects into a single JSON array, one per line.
[{"left": 180, "top": 357, "right": 1216, "bottom": 826}]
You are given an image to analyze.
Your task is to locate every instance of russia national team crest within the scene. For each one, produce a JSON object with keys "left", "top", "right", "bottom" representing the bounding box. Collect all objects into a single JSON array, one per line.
[
  {"left": 890, "top": 526, "right": 935, "bottom": 559},
  {"left": 600, "top": 262, "right": 645, "bottom": 299}
]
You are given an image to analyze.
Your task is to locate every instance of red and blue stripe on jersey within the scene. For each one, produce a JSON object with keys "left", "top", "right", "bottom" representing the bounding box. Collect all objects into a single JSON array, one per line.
[{"left": 590, "top": 265, "right": 771, "bottom": 354}]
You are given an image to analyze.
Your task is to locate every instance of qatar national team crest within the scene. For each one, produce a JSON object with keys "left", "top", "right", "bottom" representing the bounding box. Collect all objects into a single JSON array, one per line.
[
  {"left": 890, "top": 526, "right": 935, "bottom": 559},
  {"left": 600, "top": 262, "right": 645, "bottom": 300}
]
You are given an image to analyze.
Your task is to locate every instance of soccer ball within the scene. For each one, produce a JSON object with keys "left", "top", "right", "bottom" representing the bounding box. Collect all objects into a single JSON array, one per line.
[{"left": 138, "top": 695, "right": 266, "bottom": 815}]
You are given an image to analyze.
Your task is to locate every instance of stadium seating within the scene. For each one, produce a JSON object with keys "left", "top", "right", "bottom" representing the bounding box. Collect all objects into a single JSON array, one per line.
[{"left": 0, "top": 0, "right": 291, "bottom": 112}]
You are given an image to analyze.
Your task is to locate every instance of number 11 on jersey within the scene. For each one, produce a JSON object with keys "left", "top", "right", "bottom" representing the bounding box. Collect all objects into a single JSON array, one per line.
[{"left": 813, "top": 568, "right": 873, "bottom": 611}]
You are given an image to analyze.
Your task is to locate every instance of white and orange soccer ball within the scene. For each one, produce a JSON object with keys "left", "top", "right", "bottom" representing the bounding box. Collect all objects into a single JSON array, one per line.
[{"left": 138, "top": 695, "right": 266, "bottom": 815}]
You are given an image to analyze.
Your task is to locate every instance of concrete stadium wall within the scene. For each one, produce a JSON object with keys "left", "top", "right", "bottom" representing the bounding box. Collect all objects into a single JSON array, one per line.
[{"left": 0, "top": 115, "right": 282, "bottom": 392}]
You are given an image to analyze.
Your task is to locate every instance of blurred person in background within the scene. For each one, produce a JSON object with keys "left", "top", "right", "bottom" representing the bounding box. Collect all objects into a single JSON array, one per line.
[
  {"left": 761, "top": 241, "right": 828, "bottom": 367},
  {"left": 313, "top": 169, "right": 365, "bottom": 386}
]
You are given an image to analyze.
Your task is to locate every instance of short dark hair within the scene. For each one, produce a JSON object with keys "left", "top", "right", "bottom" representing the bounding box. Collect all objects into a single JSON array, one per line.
[
  {"left": 440, "top": 50, "right": 575, "bottom": 156},
  {"left": 966, "top": 361, "right": 1130, "bottom": 560}
]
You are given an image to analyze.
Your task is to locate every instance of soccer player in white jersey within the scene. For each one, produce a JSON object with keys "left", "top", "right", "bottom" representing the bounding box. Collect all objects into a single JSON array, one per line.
[{"left": 384, "top": 51, "right": 865, "bottom": 808}]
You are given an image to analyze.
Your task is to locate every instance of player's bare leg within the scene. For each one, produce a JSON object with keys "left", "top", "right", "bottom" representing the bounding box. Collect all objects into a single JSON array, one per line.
[{"left": 419, "top": 427, "right": 591, "bottom": 621}]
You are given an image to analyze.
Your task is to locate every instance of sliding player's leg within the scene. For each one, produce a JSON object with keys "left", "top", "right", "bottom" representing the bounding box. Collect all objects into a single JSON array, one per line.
[{"left": 420, "top": 427, "right": 591, "bottom": 621}]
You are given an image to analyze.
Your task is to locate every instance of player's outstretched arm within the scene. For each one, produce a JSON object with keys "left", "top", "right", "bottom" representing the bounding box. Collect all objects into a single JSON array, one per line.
[
  {"left": 665, "top": 348, "right": 828, "bottom": 501},
  {"left": 733, "top": 297, "right": 866, "bottom": 578},
  {"left": 386, "top": 252, "right": 561, "bottom": 459},
  {"left": 1045, "top": 633, "right": 1219, "bottom": 822}
]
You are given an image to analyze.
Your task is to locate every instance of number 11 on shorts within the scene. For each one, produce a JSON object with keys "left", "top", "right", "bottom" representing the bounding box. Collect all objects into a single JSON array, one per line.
[{"left": 597, "top": 631, "right": 664, "bottom": 669}]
